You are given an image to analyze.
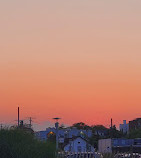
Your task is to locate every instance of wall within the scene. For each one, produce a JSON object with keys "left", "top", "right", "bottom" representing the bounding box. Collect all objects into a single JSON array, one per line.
[{"left": 98, "top": 139, "right": 112, "bottom": 153}]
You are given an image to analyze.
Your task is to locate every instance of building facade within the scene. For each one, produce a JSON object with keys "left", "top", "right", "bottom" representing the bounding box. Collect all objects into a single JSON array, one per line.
[
  {"left": 98, "top": 139, "right": 112, "bottom": 153},
  {"left": 119, "top": 120, "right": 129, "bottom": 134},
  {"left": 64, "top": 137, "right": 95, "bottom": 152},
  {"left": 98, "top": 138, "right": 140, "bottom": 153}
]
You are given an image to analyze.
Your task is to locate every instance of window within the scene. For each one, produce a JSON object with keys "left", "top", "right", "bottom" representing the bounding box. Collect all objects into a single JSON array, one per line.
[
  {"left": 114, "top": 140, "right": 118, "bottom": 145},
  {"left": 87, "top": 145, "right": 91, "bottom": 152},
  {"left": 122, "top": 140, "right": 125, "bottom": 145},
  {"left": 77, "top": 146, "right": 81, "bottom": 152},
  {"left": 69, "top": 146, "right": 72, "bottom": 151}
]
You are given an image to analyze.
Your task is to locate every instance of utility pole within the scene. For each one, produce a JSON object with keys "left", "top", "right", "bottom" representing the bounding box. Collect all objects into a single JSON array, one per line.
[
  {"left": 26, "top": 117, "right": 35, "bottom": 128},
  {"left": 18, "top": 107, "right": 20, "bottom": 127},
  {"left": 110, "top": 118, "right": 113, "bottom": 138},
  {"left": 28, "top": 117, "right": 33, "bottom": 128},
  {"left": 29, "top": 117, "right": 32, "bottom": 128},
  {"left": 55, "top": 122, "right": 59, "bottom": 150},
  {"left": 111, "top": 118, "right": 113, "bottom": 129}
]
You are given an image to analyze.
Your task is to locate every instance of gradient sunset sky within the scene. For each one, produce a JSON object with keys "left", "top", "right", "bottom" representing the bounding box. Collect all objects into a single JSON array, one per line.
[{"left": 0, "top": 0, "right": 141, "bottom": 129}]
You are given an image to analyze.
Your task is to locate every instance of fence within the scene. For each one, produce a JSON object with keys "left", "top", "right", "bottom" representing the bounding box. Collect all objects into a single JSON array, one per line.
[
  {"left": 114, "top": 153, "right": 141, "bottom": 158},
  {"left": 57, "top": 152, "right": 101, "bottom": 158},
  {"left": 57, "top": 152, "right": 141, "bottom": 158}
]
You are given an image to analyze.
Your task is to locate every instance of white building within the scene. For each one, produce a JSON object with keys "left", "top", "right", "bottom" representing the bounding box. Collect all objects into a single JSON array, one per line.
[
  {"left": 98, "top": 139, "right": 112, "bottom": 153},
  {"left": 119, "top": 120, "right": 129, "bottom": 134},
  {"left": 98, "top": 138, "right": 134, "bottom": 153},
  {"left": 64, "top": 136, "right": 95, "bottom": 153}
]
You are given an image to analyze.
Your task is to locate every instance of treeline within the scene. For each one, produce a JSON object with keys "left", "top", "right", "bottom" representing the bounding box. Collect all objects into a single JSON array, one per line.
[
  {"left": 0, "top": 128, "right": 56, "bottom": 158},
  {"left": 71, "top": 122, "right": 124, "bottom": 137},
  {"left": 71, "top": 122, "right": 141, "bottom": 138}
]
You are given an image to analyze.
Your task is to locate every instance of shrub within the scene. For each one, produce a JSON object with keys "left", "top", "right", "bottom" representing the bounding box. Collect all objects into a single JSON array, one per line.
[{"left": 0, "top": 129, "right": 56, "bottom": 158}]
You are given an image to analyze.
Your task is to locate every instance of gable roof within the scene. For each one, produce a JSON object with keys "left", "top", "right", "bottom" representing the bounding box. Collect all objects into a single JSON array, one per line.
[
  {"left": 65, "top": 136, "right": 87, "bottom": 142},
  {"left": 63, "top": 136, "right": 93, "bottom": 149},
  {"left": 62, "top": 136, "right": 85, "bottom": 148}
]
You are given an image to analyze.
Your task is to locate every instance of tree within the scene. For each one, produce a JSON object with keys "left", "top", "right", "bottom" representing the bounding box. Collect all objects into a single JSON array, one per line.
[
  {"left": 59, "top": 124, "right": 65, "bottom": 129},
  {"left": 71, "top": 122, "right": 90, "bottom": 130},
  {"left": 89, "top": 125, "right": 108, "bottom": 149},
  {"left": 127, "top": 129, "right": 141, "bottom": 139},
  {"left": 0, "top": 129, "right": 56, "bottom": 158},
  {"left": 91, "top": 125, "right": 107, "bottom": 131},
  {"left": 109, "top": 125, "right": 124, "bottom": 138}
]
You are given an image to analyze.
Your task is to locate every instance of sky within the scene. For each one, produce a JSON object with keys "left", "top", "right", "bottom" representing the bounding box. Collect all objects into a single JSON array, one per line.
[{"left": 0, "top": 0, "right": 141, "bottom": 130}]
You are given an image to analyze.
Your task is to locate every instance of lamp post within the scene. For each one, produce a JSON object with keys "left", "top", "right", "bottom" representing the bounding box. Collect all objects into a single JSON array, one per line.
[{"left": 53, "top": 117, "right": 61, "bottom": 152}]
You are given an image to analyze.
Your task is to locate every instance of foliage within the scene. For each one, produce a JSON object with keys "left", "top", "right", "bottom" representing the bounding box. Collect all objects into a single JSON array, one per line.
[
  {"left": 0, "top": 129, "right": 56, "bottom": 158},
  {"left": 109, "top": 125, "right": 124, "bottom": 138},
  {"left": 71, "top": 122, "right": 90, "bottom": 130},
  {"left": 127, "top": 129, "right": 141, "bottom": 139},
  {"left": 59, "top": 124, "right": 65, "bottom": 129},
  {"left": 91, "top": 125, "right": 107, "bottom": 131},
  {"left": 88, "top": 134, "right": 100, "bottom": 149}
]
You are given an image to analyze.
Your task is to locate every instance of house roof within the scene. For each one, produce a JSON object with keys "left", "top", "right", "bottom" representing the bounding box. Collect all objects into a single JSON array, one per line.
[{"left": 63, "top": 136, "right": 91, "bottom": 148}]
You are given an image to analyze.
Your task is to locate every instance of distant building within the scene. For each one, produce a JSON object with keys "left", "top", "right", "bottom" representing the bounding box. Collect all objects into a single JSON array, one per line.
[
  {"left": 119, "top": 120, "right": 129, "bottom": 134},
  {"left": 98, "top": 138, "right": 141, "bottom": 154},
  {"left": 98, "top": 138, "right": 134, "bottom": 153},
  {"left": 98, "top": 138, "right": 112, "bottom": 153},
  {"left": 129, "top": 118, "right": 141, "bottom": 131},
  {"left": 64, "top": 136, "right": 95, "bottom": 152},
  {"left": 133, "top": 138, "right": 141, "bottom": 153},
  {"left": 94, "top": 129, "right": 108, "bottom": 137},
  {"left": 36, "top": 127, "right": 92, "bottom": 142}
]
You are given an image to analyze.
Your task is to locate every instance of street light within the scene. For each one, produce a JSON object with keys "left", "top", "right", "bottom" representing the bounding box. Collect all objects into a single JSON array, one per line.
[{"left": 52, "top": 117, "right": 61, "bottom": 151}]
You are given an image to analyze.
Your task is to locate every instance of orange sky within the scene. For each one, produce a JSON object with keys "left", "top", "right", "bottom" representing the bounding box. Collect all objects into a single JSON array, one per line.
[{"left": 0, "top": 0, "right": 141, "bottom": 130}]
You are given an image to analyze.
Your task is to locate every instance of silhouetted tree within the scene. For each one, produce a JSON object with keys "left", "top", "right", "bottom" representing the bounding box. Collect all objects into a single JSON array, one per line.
[
  {"left": 127, "top": 129, "right": 141, "bottom": 139},
  {"left": 0, "top": 129, "right": 55, "bottom": 158},
  {"left": 71, "top": 122, "right": 90, "bottom": 130},
  {"left": 109, "top": 125, "right": 124, "bottom": 138},
  {"left": 91, "top": 125, "right": 107, "bottom": 131}
]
